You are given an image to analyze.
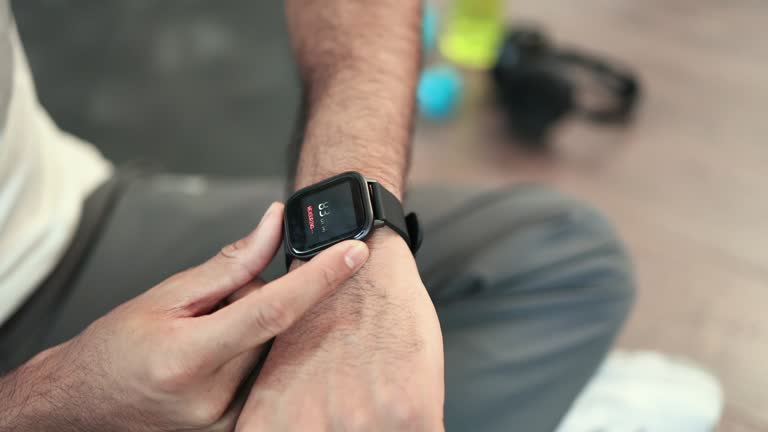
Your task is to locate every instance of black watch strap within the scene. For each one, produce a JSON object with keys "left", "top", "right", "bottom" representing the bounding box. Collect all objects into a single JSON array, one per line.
[{"left": 369, "top": 182, "right": 422, "bottom": 253}]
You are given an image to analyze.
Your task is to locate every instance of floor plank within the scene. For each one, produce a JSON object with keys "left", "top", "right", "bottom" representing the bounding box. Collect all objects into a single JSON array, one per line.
[{"left": 415, "top": 1, "right": 768, "bottom": 429}]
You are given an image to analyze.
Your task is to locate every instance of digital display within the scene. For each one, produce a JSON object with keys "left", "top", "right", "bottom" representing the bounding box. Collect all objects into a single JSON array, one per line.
[{"left": 286, "top": 176, "right": 368, "bottom": 255}]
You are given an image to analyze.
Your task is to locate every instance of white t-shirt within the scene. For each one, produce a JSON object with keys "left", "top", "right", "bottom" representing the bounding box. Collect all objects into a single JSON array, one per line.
[{"left": 0, "top": 4, "right": 112, "bottom": 325}]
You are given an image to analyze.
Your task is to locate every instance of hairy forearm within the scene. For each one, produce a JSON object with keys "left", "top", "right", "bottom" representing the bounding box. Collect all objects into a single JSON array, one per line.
[
  {"left": 286, "top": 0, "right": 422, "bottom": 199},
  {"left": 0, "top": 354, "right": 60, "bottom": 431},
  {"left": 0, "top": 368, "right": 32, "bottom": 432},
  {"left": 0, "top": 348, "right": 98, "bottom": 432}
]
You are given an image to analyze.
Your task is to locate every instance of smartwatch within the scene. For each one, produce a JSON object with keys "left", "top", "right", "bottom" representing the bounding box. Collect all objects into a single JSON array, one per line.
[{"left": 283, "top": 171, "right": 422, "bottom": 262}]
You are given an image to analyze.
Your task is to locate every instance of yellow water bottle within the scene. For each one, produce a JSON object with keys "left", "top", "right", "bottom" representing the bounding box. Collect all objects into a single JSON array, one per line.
[{"left": 439, "top": 0, "right": 504, "bottom": 69}]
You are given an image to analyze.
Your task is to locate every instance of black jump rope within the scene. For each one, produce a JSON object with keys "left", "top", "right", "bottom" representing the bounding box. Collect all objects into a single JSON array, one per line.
[{"left": 493, "top": 25, "right": 641, "bottom": 147}]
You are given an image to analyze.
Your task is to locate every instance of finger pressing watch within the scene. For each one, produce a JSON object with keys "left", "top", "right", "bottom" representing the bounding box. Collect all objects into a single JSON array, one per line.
[{"left": 284, "top": 172, "right": 422, "bottom": 264}]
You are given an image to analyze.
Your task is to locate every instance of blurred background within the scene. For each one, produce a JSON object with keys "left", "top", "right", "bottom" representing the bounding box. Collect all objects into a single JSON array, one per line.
[{"left": 12, "top": 0, "right": 767, "bottom": 430}]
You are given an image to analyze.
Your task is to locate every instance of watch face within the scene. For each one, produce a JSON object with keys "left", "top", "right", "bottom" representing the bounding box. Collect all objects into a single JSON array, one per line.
[{"left": 285, "top": 173, "right": 372, "bottom": 256}]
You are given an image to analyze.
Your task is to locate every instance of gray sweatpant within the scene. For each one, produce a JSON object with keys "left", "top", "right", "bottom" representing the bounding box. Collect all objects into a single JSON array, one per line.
[{"left": 3, "top": 174, "right": 634, "bottom": 432}]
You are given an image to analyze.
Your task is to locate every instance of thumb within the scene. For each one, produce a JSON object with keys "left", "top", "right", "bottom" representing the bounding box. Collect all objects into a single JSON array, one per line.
[
  {"left": 196, "top": 240, "right": 369, "bottom": 366},
  {"left": 157, "top": 202, "right": 285, "bottom": 315}
]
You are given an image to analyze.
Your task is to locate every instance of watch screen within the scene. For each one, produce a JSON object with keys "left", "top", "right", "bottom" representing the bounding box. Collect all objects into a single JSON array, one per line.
[{"left": 286, "top": 176, "right": 368, "bottom": 254}]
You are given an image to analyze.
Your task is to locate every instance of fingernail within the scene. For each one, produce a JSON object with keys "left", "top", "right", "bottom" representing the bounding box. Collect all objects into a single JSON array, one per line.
[
  {"left": 260, "top": 202, "right": 278, "bottom": 223},
  {"left": 344, "top": 242, "right": 369, "bottom": 270},
  {"left": 247, "top": 202, "right": 279, "bottom": 241}
]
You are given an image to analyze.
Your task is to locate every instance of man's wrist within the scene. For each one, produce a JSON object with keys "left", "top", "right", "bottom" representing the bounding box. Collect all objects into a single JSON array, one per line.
[{"left": 294, "top": 168, "right": 404, "bottom": 201}]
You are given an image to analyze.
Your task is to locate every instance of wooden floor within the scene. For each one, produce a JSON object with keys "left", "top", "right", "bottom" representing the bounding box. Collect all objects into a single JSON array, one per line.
[{"left": 413, "top": 1, "right": 768, "bottom": 430}]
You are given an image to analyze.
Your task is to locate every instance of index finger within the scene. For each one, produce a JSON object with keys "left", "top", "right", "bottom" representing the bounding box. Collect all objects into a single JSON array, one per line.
[{"left": 194, "top": 240, "right": 369, "bottom": 366}]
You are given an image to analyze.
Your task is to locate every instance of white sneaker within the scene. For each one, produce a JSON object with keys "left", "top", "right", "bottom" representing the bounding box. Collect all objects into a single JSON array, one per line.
[{"left": 556, "top": 351, "right": 723, "bottom": 432}]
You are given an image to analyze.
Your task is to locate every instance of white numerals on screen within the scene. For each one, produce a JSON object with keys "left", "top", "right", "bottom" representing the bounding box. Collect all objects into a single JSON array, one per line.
[{"left": 318, "top": 202, "right": 331, "bottom": 217}]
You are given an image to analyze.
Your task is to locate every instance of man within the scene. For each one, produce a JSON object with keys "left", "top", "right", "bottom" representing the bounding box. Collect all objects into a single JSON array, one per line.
[{"left": 0, "top": 1, "right": 634, "bottom": 431}]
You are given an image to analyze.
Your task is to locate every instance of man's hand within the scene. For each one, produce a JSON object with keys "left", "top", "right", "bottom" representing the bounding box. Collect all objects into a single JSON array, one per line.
[
  {"left": 236, "top": 231, "right": 445, "bottom": 431},
  {"left": 0, "top": 203, "right": 370, "bottom": 432}
]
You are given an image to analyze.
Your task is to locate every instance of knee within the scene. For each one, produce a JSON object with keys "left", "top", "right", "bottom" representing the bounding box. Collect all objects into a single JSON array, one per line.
[
  {"left": 558, "top": 193, "right": 636, "bottom": 311},
  {"left": 485, "top": 185, "right": 636, "bottom": 311}
]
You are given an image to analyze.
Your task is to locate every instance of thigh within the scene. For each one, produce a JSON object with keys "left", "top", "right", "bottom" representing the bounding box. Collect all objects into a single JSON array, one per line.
[
  {"left": 39, "top": 174, "right": 286, "bottom": 350},
  {"left": 12, "top": 176, "right": 633, "bottom": 432},
  {"left": 408, "top": 184, "right": 635, "bottom": 432}
]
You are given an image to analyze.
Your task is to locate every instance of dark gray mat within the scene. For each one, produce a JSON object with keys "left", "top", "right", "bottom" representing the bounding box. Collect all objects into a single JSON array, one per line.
[{"left": 12, "top": 1, "right": 299, "bottom": 177}]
